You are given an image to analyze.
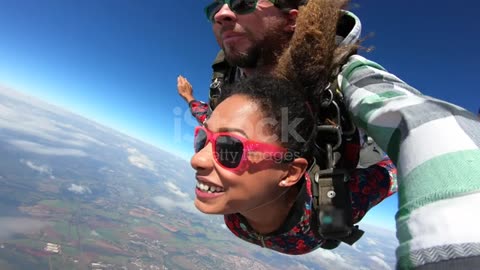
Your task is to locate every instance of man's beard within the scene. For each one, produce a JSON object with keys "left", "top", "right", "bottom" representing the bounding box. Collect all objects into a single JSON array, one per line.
[
  {"left": 223, "top": 31, "right": 290, "bottom": 70},
  {"left": 224, "top": 44, "right": 260, "bottom": 68}
]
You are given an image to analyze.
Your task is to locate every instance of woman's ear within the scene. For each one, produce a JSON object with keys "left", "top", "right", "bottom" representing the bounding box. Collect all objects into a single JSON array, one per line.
[
  {"left": 279, "top": 157, "right": 308, "bottom": 187},
  {"left": 283, "top": 9, "right": 298, "bottom": 33}
]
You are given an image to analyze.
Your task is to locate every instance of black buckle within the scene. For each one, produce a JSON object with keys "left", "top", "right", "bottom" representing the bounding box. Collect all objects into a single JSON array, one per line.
[
  {"left": 315, "top": 167, "right": 352, "bottom": 239},
  {"left": 209, "top": 77, "right": 222, "bottom": 99}
]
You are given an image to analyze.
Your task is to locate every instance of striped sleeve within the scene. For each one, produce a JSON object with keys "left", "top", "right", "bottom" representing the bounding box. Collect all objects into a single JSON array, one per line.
[{"left": 338, "top": 55, "right": 480, "bottom": 269}]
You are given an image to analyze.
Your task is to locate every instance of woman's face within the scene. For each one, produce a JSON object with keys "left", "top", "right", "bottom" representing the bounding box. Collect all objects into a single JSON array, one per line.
[{"left": 191, "top": 94, "right": 290, "bottom": 215}]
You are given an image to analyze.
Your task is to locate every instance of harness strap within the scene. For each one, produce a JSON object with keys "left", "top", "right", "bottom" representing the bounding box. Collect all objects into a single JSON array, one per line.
[
  {"left": 209, "top": 50, "right": 238, "bottom": 110},
  {"left": 307, "top": 160, "right": 364, "bottom": 245},
  {"left": 309, "top": 82, "right": 364, "bottom": 246}
]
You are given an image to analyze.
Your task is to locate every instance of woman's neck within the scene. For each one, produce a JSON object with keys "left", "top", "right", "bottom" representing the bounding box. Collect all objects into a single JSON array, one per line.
[{"left": 240, "top": 187, "right": 300, "bottom": 235}]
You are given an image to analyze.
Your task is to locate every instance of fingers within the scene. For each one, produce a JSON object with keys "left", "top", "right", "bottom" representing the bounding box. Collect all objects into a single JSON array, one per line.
[
  {"left": 178, "top": 75, "right": 188, "bottom": 83},
  {"left": 177, "top": 75, "right": 187, "bottom": 85},
  {"left": 177, "top": 75, "right": 185, "bottom": 82},
  {"left": 177, "top": 75, "right": 194, "bottom": 103},
  {"left": 177, "top": 75, "right": 192, "bottom": 89},
  {"left": 177, "top": 75, "right": 186, "bottom": 89}
]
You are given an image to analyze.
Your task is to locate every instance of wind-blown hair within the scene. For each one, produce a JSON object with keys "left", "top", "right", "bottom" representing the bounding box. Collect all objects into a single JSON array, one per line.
[{"left": 275, "top": 0, "right": 357, "bottom": 101}]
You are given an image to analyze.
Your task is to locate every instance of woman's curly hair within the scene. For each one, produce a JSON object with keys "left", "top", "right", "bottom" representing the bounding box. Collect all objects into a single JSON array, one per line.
[{"left": 218, "top": 76, "right": 315, "bottom": 158}]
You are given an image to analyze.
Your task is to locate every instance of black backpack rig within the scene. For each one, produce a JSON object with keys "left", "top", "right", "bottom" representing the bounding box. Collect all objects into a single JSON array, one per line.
[{"left": 208, "top": 50, "right": 364, "bottom": 248}]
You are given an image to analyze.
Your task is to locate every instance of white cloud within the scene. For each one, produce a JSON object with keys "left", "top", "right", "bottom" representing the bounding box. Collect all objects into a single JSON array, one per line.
[
  {"left": 0, "top": 107, "right": 105, "bottom": 148},
  {"left": 371, "top": 251, "right": 386, "bottom": 259},
  {"left": 315, "top": 249, "right": 347, "bottom": 263},
  {"left": 365, "top": 237, "right": 377, "bottom": 245},
  {"left": 0, "top": 85, "right": 73, "bottom": 119},
  {"left": 289, "top": 263, "right": 310, "bottom": 270},
  {"left": 0, "top": 217, "right": 49, "bottom": 240},
  {"left": 165, "top": 181, "right": 190, "bottom": 199},
  {"left": 152, "top": 196, "right": 200, "bottom": 216},
  {"left": 351, "top": 242, "right": 361, "bottom": 252},
  {"left": 8, "top": 140, "right": 87, "bottom": 157},
  {"left": 20, "top": 159, "right": 52, "bottom": 174},
  {"left": 127, "top": 147, "right": 156, "bottom": 172},
  {"left": 67, "top": 184, "right": 92, "bottom": 194},
  {"left": 369, "top": 255, "right": 392, "bottom": 270},
  {"left": 53, "top": 121, "right": 105, "bottom": 146},
  {"left": 0, "top": 87, "right": 109, "bottom": 160},
  {"left": 294, "top": 249, "right": 353, "bottom": 270}
]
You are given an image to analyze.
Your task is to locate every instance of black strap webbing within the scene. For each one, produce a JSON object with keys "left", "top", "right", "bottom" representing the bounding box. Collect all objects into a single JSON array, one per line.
[{"left": 308, "top": 162, "right": 364, "bottom": 245}]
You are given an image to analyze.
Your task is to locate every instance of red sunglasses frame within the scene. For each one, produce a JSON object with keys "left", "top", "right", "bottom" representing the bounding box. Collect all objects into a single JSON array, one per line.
[{"left": 194, "top": 126, "right": 290, "bottom": 173}]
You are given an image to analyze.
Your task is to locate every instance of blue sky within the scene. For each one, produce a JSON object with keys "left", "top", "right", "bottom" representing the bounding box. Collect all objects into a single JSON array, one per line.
[{"left": 0, "top": 0, "right": 478, "bottom": 230}]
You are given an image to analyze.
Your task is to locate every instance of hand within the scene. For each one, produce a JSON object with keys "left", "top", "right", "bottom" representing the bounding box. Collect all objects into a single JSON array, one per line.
[{"left": 177, "top": 75, "right": 195, "bottom": 103}]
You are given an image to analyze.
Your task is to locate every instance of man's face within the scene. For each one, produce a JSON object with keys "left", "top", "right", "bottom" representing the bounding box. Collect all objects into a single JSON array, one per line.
[{"left": 211, "top": 0, "right": 294, "bottom": 69}]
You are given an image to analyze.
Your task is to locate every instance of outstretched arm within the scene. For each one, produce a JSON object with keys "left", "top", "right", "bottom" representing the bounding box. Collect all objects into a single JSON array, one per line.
[
  {"left": 177, "top": 75, "right": 209, "bottom": 124},
  {"left": 339, "top": 55, "right": 480, "bottom": 270}
]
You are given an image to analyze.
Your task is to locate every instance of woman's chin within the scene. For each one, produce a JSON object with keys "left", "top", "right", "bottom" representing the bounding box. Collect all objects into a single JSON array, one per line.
[{"left": 194, "top": 199, "right": 224, "bottom": 215}]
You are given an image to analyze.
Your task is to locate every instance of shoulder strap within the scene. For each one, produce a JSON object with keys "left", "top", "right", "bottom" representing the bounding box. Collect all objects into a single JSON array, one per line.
[
  {"left": 209, "top": 50, "right": 237, "bottom": 110},
  {"left": 308, "top": 52, "right": 364, "bottom": 246}
]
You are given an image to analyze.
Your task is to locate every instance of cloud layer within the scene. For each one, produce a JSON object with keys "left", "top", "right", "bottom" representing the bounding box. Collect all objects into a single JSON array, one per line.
[
  {"left": 0, "top": 86, "right": 106, "bottom": 157},
  {"left": 20, "top": 159, "right": 52, "bottom": 174},
  {"left": 0, "top": 217, "right": 49, "bottom": 240},
  {"left": 127, "top": 147, "right": 156, "bottom": 172},
  {"left": 68, "top": 184, "right": 92, "bottom": 194},
  {"left": 153, "top": 196, "right": 199, "bottom": 215}
]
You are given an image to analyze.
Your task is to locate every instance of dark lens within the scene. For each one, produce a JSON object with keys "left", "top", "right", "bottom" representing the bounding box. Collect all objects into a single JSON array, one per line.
[
  {"left": 194, "top": 128, "right": 208, "bottom": 152},
  {"left": 216, "top": 135, "right": 243, "bottom": 168},
  {"left": 205, "top": 1, "right": 224, "bottom": 22},
  {"left": 230, "top": 0, "right": 258, "bottom": 14}
]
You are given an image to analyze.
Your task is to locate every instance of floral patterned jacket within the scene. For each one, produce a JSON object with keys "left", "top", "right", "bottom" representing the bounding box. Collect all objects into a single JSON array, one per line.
[{"left": 224, "top": 158, "right": 397, "bottom": 255}]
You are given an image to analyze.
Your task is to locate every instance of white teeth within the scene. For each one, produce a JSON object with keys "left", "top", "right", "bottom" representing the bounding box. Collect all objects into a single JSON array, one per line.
[{"left": 196, "top": 181, "right": 224, "bottom": 193}]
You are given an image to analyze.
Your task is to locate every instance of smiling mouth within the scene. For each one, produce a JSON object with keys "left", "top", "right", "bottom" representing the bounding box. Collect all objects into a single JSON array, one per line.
[{"left": 196, "top": 181, "right": 225, "bottom": 193}]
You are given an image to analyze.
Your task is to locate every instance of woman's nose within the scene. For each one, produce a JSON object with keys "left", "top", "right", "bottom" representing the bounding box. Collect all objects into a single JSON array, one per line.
[{"left": 191, "top": 143, "right": 214, "bottom": 171}]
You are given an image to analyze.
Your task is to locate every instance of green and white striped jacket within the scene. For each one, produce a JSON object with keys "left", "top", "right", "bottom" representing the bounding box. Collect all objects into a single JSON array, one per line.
[{"left": 339, "top": 55, "right": 480, "bottom": 270}]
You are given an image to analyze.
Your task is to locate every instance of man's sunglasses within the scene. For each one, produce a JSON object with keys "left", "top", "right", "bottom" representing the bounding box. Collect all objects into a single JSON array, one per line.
[
  {"left": 204, "top": 0, "right": 278, "bottom": 23},
  {"left": 194, "top": 126, "right": 291, "bottom": 173}
]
